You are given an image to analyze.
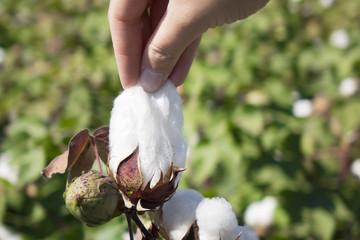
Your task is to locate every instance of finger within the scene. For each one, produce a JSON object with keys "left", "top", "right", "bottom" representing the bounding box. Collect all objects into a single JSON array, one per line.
[
  {"left": 141, "top": 10, "right": 151, "bottom": 51},
  {"left": 169, "top": 36, "right": 201, "bottom": 87},
  {"left": 108, "top": 0, "right": 148, "bottom": 89},
  {"left": 139, "top": 4, "right": 203, "bottom": 92},
  {"left": 149, "top": 0, "right": 168, "bottom": 32}
]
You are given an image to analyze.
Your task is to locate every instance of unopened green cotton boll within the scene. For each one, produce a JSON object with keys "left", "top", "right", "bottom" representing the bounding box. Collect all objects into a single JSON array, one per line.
[{"left": 64, "top": 170, "right": 124, "bottom": 227}]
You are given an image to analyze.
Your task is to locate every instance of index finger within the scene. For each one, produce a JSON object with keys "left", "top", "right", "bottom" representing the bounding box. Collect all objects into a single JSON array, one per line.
[{"left": 108, "top": 0, "right": 148, "bottom": 89}]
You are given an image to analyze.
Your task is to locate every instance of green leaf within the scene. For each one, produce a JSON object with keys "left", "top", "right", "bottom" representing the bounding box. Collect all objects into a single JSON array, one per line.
[
  {"left": 233, "top": 106, "right": 265, "bottom": 136},
  {"left": 274, "top": 206, "right": 291, "bottom": 228},
  {"left": 0, "top": 188, "right": 5, "bottom": 223},
  {"left": 301, "top": 131, "right": 315, "bottom": 156},
  {"left": 16, "top": 147, "right": 46, "bottom": 184},
  {"left": 30, "top": 203, "right": 46, "bottom": 223},
  {"left": 311, "top": 208, "right": 336, "bottom": 240}
]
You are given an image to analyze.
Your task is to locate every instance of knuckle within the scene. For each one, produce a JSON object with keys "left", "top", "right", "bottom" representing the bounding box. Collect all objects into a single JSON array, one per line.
[{"left": 147, "top": 43, "right": 178, "bottom": 63}]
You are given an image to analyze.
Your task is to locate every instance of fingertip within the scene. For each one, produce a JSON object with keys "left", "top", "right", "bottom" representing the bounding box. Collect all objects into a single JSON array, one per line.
[
  {"left": 139, "top": 68, "right": 165, "bottom": 92},
  {"left": 117, "top": 62, "right": 141, "bottom": 89}
]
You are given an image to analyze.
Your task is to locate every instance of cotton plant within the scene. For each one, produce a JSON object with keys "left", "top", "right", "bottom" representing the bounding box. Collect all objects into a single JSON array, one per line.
[
  {"left": 350, "top": 158, "right": 360, "bottom": 180},
  {"left": 0, "top": 47, "right": 5, "bottom": 65},
  {"left": 157, "top": 189, "right": 204, "bottom": 239},
  {"left": 0, "top": 152, "right": 19, "bottom": 184},
  {"left": 0, "top": 225, "right": 21, "bottom": 240},
  {"left": 244, "top": 197, "right": 277, "bottom": 237},
  {"left": 339, "top": 77, "right": 358, "bottom": 97},
  {"left": 157, "top": 189, "right": 258, "bottom": 240},
  {"left": 292, "top": 99, "right": 313, "bottom": 118},
  {"left": 41, "top": 81, "right": 256, "bottom": 240},
  {"left": 330, "top": 29, "right": 350, "bottom": 49},
  {"left": 318, "top": 0, "right": 335, "bottom": 8},
  {"left": 108, "top": 81, "right": 187, "bottom": 212}
]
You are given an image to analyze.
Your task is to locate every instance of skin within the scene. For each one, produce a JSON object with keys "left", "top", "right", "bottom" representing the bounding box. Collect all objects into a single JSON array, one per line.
[{"left": 108, "top": 0, "right": 270, "bottom": 92}]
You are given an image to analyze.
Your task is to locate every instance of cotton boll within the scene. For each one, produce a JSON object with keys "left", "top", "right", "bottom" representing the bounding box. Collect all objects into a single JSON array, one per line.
[
  {"left": 244, "top": 197, "right": 277, "bottom": 229},
  {"left": 161, "top": 189, "right": 204, "bottom": 240},
  {"left": 150, "top": 82, "right": 187, "bottom": 170},
  {"left": 292, "top": 99, "right": 313, "bottom": 118},
  {"left": 0, "top": 153, "right": 18, "bottom": 184},
  {"left": 330, "top": 29, "right": 350, "bottom": 49},
  {"left": 235, "top": 226, "right": 259, "bottom": 240},
  {"left": 196, "top": 197, "right": 238, "bottom": 240},
  {"left": 244, "top": 202, "right": 261, "bottom": 229},
  {"left": 109, "top": 87, "right": 139, "bottom": 175},
  {"left": 0, "top": 47, "right": 5, "bottom": 64},
  {"left": 121, "top": 232, "right": 131, "bottom": 240},
  {"left": 136, "top": 87, "right": 173, "bottom": 186},
  {"left": 339, "top": 77, "right": 358, "bottom": 97},
  {"left": 319, "top": 0, "right": 335, "bottom": 8},
  {"left": 351, "top": 159, "right": 360, "bottom": 180},
  {"left": 0, "top": 225, "right": 21, "bottom": 240},
  {"left": 109, "top": 81, "right": 187, "bottom": 189}
]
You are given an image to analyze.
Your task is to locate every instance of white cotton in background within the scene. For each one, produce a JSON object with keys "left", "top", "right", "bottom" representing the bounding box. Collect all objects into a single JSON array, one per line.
[
  {"left": 330, "top": 29, "right": 350, "bottom": 49},
  {"left": 351, "top": 159, "right": 360, "bottom": 180},
  {"left": 292, "top": 99, "right": 313, "bottom": 118},
  {"left": 0, "top": 225, "right": 22, "bottom": 240},
  {"left": 161, "top": 189, "right": 204, "bottom": 240},
  {"left": 318, "top": 0, "right": 335, "bottom": 8},
  {"left": 244, "top": 197, "right": 277, "bottom": 228},
  {"left": 109, "top": 81, "right": 187, "bottom": 188},
  {"left": 196, "top": 197, "right": 238, "bottom": 240},
  {"left": 0, "top": 47, "right": 5, "bottom": 64},
  {"left": 0, "top": 153, "right": 18, "bottom": 184},
  {"left": 235, "top": 226, "right": 259, "bottom": 240},
  {"left": 121, "top": 232, "right": 131, "bottom": 240},
  {"left": 339, "top": 77, "right": 358, "bottom": 97}
]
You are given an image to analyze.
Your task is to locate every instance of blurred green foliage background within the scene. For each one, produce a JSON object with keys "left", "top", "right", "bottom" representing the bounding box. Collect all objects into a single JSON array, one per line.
[{"left": 1, "top": 0, "right": 360, "bottom": 239}]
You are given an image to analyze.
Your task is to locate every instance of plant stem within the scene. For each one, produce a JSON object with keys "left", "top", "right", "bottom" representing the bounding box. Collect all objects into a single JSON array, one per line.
[
  {"left": 131, "top": 211, "right": 155, "bottom": 240},
  {"left": 125, "top": 212, "right": 134, "bottom": 240}
]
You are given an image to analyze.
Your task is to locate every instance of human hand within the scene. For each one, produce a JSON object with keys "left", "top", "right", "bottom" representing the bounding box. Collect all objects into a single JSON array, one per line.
[{"left": 108, "top": 0, "right": 269, "bottom": 92}]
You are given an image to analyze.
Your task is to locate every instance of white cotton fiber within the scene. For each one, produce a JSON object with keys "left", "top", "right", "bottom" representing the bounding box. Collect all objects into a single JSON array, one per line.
[
  {"left": 339, "top": 77, "right": 358, "bottom": 97},
  {"left": 292, "top": 99, "right": 313, "bottom": 118},
  {"left": 161, "top": 189, "right": 204, "bottom": 240},
  {"left": 244, "top": 196, "right": 277, "bottom": 228},
  {"left": 109, "top": 81, "right": 187, "bottom": 188},
  {"left": 351, "top": 158, "right": 360, "bottom": 180},
  {"left": 196, "top": 197, "right": 238, "bottom": 240}
]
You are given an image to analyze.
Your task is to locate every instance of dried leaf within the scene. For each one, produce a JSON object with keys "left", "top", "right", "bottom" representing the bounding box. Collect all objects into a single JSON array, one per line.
[
  {"left": 234, "top": 231, "right": 243, "bottom": 240},
  {"left": 41, "top": 129, "right": 95, "bottom": 182},
  {"left": 114, "top": 145, "right": 184, "bottom": 211},
  {"left": 93, "top": 126, "right": 109, "bottom": 164},
  {"left": 41, "top": 150, "right": 69, "bottom": 178},
  {"left": 67, "top": 129, "right": 92, "bottom": 168},
  {"left": 135, "top": 167, "right": 184, "bottom": 210},
  {"left": 181, "top": 221, "right": 199, "bottom": 240},
  {"left": 67, "top": 141, "right": 95, "bottom": 183},
  {"left": 154, "top": 208, "right": 170, "bottom": 240}
]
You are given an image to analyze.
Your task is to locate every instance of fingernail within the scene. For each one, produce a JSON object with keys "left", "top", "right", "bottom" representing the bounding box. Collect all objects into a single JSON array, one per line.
[{"left": 139, "top": 69, "right": 163, "bottom": 92}]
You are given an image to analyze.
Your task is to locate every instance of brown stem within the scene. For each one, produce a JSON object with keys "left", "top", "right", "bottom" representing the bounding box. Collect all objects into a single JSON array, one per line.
[
  {"left": 131, "top": 211, "right": 155, "bottom": 240},
  {"left": 125, "top": 212, "right": 134, "bottom": 240}
]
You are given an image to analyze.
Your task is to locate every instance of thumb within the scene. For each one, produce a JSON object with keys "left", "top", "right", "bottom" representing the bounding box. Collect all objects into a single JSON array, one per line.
[{"left": 139, "top": 8, "right": 202, "bottom": 92}]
